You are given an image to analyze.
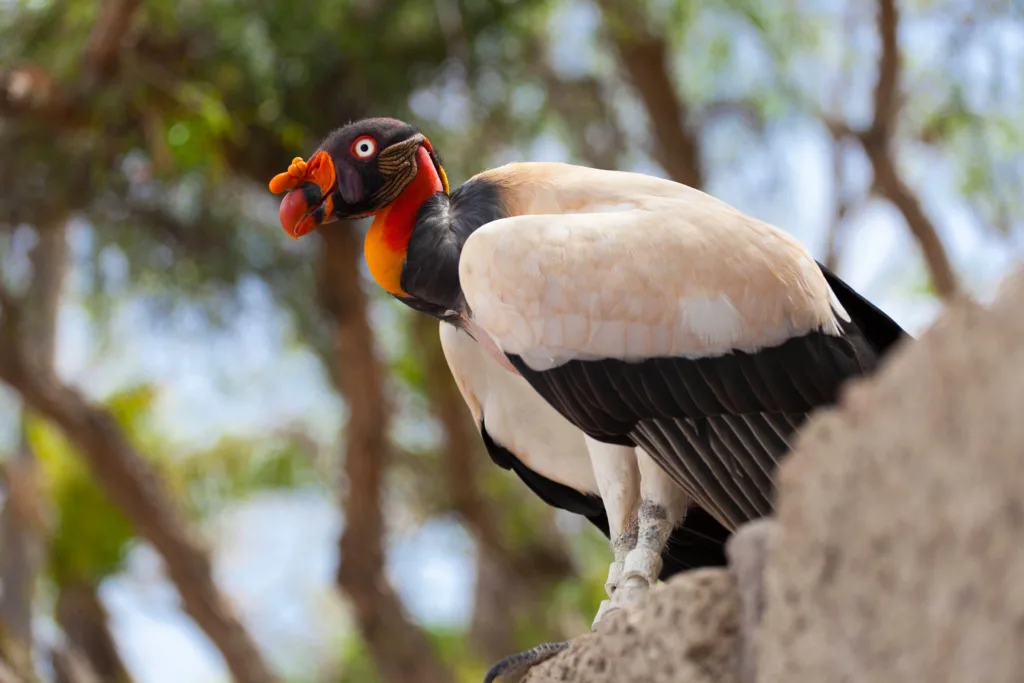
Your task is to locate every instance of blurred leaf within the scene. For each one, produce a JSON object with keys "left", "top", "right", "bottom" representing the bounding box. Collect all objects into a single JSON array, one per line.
[
  {"left": 28, "top": 385, "right": 157, "bottom": 586},
  {"left": 28, "top": 382, "right": 325, "bottom": 586},
  {"left": 174, "top": 433, "right": 326, "bottom": 519}
]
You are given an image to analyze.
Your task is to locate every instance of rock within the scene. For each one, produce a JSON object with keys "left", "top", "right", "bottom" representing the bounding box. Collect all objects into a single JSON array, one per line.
[
  {"left": 524, "top": 569, "right": 741, "bottom": 683},
  {"left": 759, "top": 269, "right": 1024, "bottom": 683},
  {"left": 520, "top": 268, "right": 1024, "bottom": 683},
  {"left": 725, "top": 519, "right": 779, "bottom": 683}
]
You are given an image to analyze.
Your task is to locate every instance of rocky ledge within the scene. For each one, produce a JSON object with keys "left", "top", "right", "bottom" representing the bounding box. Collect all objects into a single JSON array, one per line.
[{"left": 526, "top": 267, "right": 1024, "bottom": 683}]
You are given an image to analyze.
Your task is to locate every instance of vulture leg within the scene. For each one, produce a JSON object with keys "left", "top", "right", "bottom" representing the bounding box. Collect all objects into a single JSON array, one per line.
[
  {"left": 583, "top": 436, "right": 641, "bottom": 630},
  {"left": 615, "top": 447, "right": 689, "bottom": 608}
]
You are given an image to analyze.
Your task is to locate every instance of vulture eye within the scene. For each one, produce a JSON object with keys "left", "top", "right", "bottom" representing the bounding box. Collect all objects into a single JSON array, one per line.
[{"left": 351, "top": 136, "right": 377, "bottom": 159}]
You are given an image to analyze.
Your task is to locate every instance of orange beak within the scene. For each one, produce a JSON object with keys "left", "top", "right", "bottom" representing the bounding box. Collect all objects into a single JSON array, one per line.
[{"left": 269, "top": 151, "right": 337, "bottom": 240}]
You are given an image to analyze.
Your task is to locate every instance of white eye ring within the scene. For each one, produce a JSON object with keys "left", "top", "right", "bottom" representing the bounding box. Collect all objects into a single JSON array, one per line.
[{"left": 352, "top": 136, "right": 377, "bottom": 159}]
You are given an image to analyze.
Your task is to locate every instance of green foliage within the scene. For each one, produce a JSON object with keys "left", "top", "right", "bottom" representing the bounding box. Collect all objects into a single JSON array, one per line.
[
  {"left": 546, "top": 526, "right": 613, "bottom": 620},
  {"left": 27, "top": 382, "right": 325, "bottom": 587},
  {"left": 175, "top": 433, "right": 327, "bottom": 519},
  {"left": 334, "top": 634, "right": 383, "bottom": 683},
  {"left": 27, "top": 386, "right": 156, "bottom": 586}
]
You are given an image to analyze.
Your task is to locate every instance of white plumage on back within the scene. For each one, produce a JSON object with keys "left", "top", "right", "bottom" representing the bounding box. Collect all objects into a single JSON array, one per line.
[{"left": 458, "top": 164, "right": 842, "bottom": 371}]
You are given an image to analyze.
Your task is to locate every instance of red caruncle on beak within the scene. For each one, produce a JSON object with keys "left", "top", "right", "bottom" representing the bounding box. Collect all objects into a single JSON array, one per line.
[{"left": 268, "top": 152, "right": 337, "bottom": 239}]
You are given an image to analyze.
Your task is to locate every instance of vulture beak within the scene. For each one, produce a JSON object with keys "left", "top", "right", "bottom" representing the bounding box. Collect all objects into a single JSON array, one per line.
[{"left": 269, "top": 151, "right": 338, "bottom": 239}]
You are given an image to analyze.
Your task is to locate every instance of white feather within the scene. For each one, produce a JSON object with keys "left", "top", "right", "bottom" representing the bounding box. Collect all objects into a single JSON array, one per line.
[
  {"left": 459, "top": 200, "right": 841, "bottom": 371},
  {"left": 439, "top": 322, "right": 599, "bottom": 495}
]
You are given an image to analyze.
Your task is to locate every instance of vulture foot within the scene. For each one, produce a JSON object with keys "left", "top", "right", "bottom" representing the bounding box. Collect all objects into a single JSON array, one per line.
[
  {"left": 613, "top": 573, "right": 653, "bottom": 608},
  {"left": 482, "top": 641, "right": 570, "bottom": 683},
  {"left": 603, "top": 559, "right": 624, "bottom": 599},
  {"left": 591, "top": 598, "right": 621, "bottom": 631},
  {"left": 612, "top": 518, "right": 666, "bottom": 608}
]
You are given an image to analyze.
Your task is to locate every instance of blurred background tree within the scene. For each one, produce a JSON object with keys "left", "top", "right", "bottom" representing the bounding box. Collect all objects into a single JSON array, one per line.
[{"left": 0, "top": 0, "right": 1021, "bottom": 681}]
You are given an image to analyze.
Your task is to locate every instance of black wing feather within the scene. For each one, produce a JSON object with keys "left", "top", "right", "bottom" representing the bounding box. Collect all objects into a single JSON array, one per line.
[
  {"left": 508, "top": 314, "right": 891, "bottom": 532},
  {"left": 480, "top": 420, "right": 606, "bottom": 522},
  {"left": 503, "top": 266, "right": 909, "bottom": 532},
  {"left": 660, "top": 505, "right": 730, "bottom": 573},
  {"left": 817, "top": 260, "right": 908, "bottom": 355}
]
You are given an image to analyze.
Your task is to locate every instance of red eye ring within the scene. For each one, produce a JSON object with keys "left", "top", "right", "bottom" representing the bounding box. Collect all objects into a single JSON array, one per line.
[{"left": 351, "top": 136, "right": 378, "bottom": 159}]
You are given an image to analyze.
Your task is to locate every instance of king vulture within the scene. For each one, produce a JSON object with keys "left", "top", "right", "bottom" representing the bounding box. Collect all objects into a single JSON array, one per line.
[
  {"left": 269, "top": 120, "right": 732, "bottom": 626},
  {"left": 269, "top": 116, "right": 908, "bottom": 660}
]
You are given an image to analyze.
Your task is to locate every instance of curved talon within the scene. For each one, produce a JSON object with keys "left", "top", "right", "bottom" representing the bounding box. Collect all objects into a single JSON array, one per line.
[
  {"left": 483, "top": 641, "right": 570, "bottom": 683},
  {"left": 604, "top": 560, "right": 624, "bottom": 598},
  {"left": 592, "top": 599, "right": 621, "bottom": 632}
]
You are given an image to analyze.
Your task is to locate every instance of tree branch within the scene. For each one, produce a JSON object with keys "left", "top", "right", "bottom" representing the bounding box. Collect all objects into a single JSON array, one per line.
[
  {"left": 410, "top": 315, "right": 498, "bottom": 544},
  {"left": 0, "top": 622, "right": 37, "bottom": 683},
  {"left": 532, "top": 57, "right": 625, "bottom": 171},
  {"left": 411, "top": 314, "right": 514, "bottom": 660},
  {"left": 824, "top": 131, "right": 856, "bottom": 272},
  {"left": 862, "top": 141, "right": 958, "bottom": 297},
  {"left": 1, "top": 0, "right": 141, "bottom": 123},
  {"left": 0, "top": 657, "right": 29, "bottom": 683},
  {"left": 869, "top": 0, "right": 899, "bottom": 141},
  {"left": 410, "top": 314, "right": 576, "bottom": 660},
  {"left": 84, "top": 0, "right": 141, "bottom": 78},
  {"left": 51, "top": 647, "right": 100, "bottom": 683},
  {"left": 0, "top": 219, "right": 66, "bottom": 667},
  {"left": 0, "top": 292, "right": 279, "bottom": 683},
  {"left": 317, "top": 228, "right": 452, "bottom": 683},
  {"left": 692, "top": 99, "right": 765, "bottom": 134},
  {"left": 837, "top": 0, "right": 959, "bottom": 298},
  {"left": 54, "top": 581, "right": 133, "bottom": 683},
  {"left": 595, "top": 0, "right": 704, "bottom": 188}
]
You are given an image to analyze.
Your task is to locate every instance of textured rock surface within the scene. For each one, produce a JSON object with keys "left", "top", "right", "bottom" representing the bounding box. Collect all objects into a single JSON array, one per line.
[
  {"left": 725, "top": 520, "right": 778, "bottom": 683},
  {"left": 521, "top": 268, "right": 1024, "bottom": 683},
  {"left": 759, "top": 270, "right": 1024, "bottom": 683},
  {"left": 524, "top": 569, "right": 741, "bottom": 683}
]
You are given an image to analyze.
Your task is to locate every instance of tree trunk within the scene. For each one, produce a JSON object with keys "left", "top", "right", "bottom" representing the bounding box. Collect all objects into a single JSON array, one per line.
[
  {"left": 0, "top": 219, "right": 67, "bottom": 679},
  {"left": 596, "top": 0, "right": 704, "bottom": 189},
  {"left": 0, "top": 448, "right": 46, "bottom": 650},
  {"left": 0, "top": 452, "right": 46, "bottom": 682},
  {"left": 51, "top": 647, "right": 100, "bottom": 683},
  {"left": 409, "top": 314, "right": 576, "bottom": 662},
  {"left": 0, "top": 264, "right": 278, "bottom": 683},
  {"left": 0, "top": 658, "right": 28, "bottom": 683},
  {"left": 54, "top": 581, "right": 132, "bottom": 683},
  {"left": 0, "top": 375, "right": 281, "bottom": 683},
  {"left": 469, "top": 546, "right": 537, "bottom": 660},
  {"left": 317, "top": 227, "right": 453, "bottom": 683}
]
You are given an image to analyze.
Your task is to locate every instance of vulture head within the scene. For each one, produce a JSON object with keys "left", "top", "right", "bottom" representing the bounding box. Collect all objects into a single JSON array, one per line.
[{"left": 269, "top": 117, "right": 449, "bottom": 239}]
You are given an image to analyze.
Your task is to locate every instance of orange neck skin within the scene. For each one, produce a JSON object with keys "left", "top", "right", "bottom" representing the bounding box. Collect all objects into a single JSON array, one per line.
[{"left": 364, "top": 146, "right": 446, "bottom": 296}]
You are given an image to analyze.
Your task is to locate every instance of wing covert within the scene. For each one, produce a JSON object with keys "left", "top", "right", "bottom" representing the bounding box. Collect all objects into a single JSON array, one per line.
[
  {"left": 458, "top": 209, "right": 887, "bottom": 531},
  {"left": 459, "top": 208, "right": 842, "bottom": 372}
]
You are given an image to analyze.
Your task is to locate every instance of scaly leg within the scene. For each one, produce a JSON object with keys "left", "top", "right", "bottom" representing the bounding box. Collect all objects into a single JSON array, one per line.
[
  {"left": 583, "top": 435, "right": 641, "bottom": 630},
  {"left": 614, "top": 446, "right": 689, "bottom": 608},
  {"left": 482, "top": 439, "right": 641, "bottom": 682}
]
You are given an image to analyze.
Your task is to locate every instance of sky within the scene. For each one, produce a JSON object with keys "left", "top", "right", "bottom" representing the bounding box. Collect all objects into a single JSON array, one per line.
[{"left": 2, "top": 2, "right": 1023, "bottom": 682}]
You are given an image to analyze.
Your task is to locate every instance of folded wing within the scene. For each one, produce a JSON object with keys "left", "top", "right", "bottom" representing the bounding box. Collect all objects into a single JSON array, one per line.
[{"left": 459, "top": 204, "right": 894, "bottom": 530}]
